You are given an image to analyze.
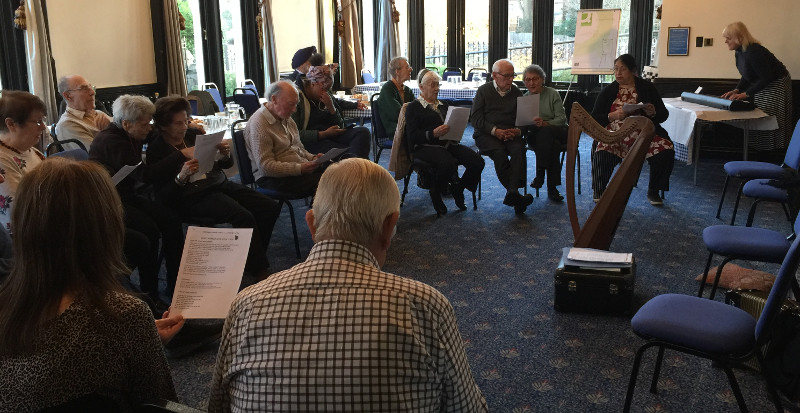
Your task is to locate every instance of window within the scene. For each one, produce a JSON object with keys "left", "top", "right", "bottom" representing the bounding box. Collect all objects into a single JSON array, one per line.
[
  {"left": 465, "top": 0, "right": 490, "bottom": 74},
  {"left": 394, "top": 0, "right": 408, "bottom": 58},
  {"left": 651, "top": 1, "right": 661, "bottom": 64},
  {"left": 552, "top": 0, "right": 579, "bottom": 81},
  {"left": 361, "top": 0, "right": 375, "bottom": 72},
  {"left": 600, "top": 0, "right": 630, "bottom": 83},
  {"left": 177, "top": 0, "right": 204, "bottom": 91},
  {"left": 424, "top": 0, "right": 447, "bottom": 72},
  {"left": 219, "top": 0, "right": 246, "bottom": 94},
  {"left": 273, "top": 0, "right": 318, "bottom": 73},
  {"left": 508, "top": 0, "right": 533, "bottom": 79}
]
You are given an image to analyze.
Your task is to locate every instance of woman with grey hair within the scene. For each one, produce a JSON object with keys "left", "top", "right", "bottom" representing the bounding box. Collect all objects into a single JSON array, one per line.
[
  {"left": 521, "top": 64, "right": 568, "bottom": 201},
  {"left": 404, "top": 69, "right": 484, "bottom": 215},
  {"left": 377, "top": 57, "right": 415, "bottom": 137},
  {"left": 89, "top": 94, "right": 185, "bottom": 304}
]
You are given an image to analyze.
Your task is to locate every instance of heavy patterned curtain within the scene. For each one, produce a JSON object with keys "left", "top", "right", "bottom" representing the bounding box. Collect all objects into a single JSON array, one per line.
[
  {"left": 24, "top": 0, "right": 57, "bottom": 123},
  {"left": 375, "top": 0, "right": 399, "bottom": 82},
  {"left": 260, "top": 0, "right": 279, "bottom": 84},
  {"left": 339, "top": 0, "right": 363, "bottom": 88},
  {"left": 164, "top": 0, "right": 187, "bottom": 96}
]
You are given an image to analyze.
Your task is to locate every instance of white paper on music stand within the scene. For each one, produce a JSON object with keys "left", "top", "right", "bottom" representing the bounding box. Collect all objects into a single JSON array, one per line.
[
  {"left": 171, "top": 226, "right": 252, "bottom": 318},
  {"left": 515, "top": 94, "right": 540, "bottom": 126},
  {"left": 440, "top": 106, "right": 471, "bottom": 141},
  {"left": 111, "top": 162, "right": 141, "bottom": 186},
  {"left": 190, "top": 130, "right": 226, "bottom": 183}
]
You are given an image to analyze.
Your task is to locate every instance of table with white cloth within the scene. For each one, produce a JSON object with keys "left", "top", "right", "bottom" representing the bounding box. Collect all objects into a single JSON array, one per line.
[
  {"left": 353, "top": 80, "right": 482, "bottom": 101},
  {"left": 660, "top": 97, "right": 777, "bottom": 184}
]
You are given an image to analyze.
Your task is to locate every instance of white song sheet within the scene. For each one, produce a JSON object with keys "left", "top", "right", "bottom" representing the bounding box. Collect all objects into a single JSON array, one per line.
[
  {"left": 190, "top": 131, "right": 226, "bottom": 183},
  {"left": 171, "top": 226, "right": 252, "bottom": 318},
  {"left": 515, "top": 94, "right": 540, "bottom": 126},
  {"left": 440, "top": 106, "right": 471, "bottom": 141},
  {"left": 111, "top": 162, "right": 141, "bottom": 186}
]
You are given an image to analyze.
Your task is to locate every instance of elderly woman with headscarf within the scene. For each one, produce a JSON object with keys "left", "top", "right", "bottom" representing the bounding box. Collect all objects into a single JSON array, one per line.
[
  {"left": 377, "top": 57, "right": 415, "bottom": 137},
  {"left": 292, "top": 65, "right": 371, "bottom": 159}
]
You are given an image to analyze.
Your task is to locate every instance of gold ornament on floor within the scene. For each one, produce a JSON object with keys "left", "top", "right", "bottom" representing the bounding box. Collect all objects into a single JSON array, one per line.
[{"left": 14, "top": 0, "right": 26, "bottom": 30}]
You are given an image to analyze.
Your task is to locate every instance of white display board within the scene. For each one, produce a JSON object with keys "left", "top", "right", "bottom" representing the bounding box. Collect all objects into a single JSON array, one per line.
[{"left": 572, "top": 9, "right": 621, "bottom": 75}]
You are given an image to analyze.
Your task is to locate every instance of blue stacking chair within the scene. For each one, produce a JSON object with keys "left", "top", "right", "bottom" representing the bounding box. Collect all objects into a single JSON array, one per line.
[
  {"left": 361, "top": 69, "right": 375, "bottom": 84},
  {"left": 232, "top": 87, "right": 260, "bottom": 119},
  {"left": 741, "top": 177, "right": 794, "bottom": 230},
  {"left": 242, "top": 79, "right": 259, "bottom": 97},
  {"left": 369, "top": 93, "right": 393, "bottom": 162},
  {"left": 201, "top": 82, "right": 225, "bottom": 115},
  {"left": 622, "top": 235, "right": 800, "bottom": 413},
  {"left": 698, "top": 213, "right": 800, "bottom": 300},
  {"left": 229, "top": 120, "right": 310, "bottom": 259},
  {"left": 716, "top": 118, "right": 800, "bottom": 225}
]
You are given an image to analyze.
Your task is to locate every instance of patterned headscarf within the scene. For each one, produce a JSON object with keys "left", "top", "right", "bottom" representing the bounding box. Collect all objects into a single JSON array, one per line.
[{"left": 306, "top": 64, "right": 339, "bottom": 90}]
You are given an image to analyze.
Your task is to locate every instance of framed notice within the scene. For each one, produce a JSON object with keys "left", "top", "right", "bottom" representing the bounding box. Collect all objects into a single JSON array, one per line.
[{"left": 667, "top": 27, "right": 690, "bottom": 56}]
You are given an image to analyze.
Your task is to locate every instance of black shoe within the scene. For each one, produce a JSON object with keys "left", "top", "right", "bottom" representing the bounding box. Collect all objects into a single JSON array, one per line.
[
  {"left": 503, "top": 191, "right": 521, "bottom": 207},
  {"left": 647, "top": 189, "right": 664, "bottom": 206},
  {"left": 429, "top": 190, "right": 447, "bottom": 216},
  {"left": 548, "top": 188, "right": 564, "bottom": 202},
  {"left": 164, "top": 321, "right": 224, "bottom": 358},
  {"left": 530, "top": 175, "right": 545, "bottom": 189},
  {"left": 514, "top": 193, "right": 534, "bottom": 214},
  {"left": 451, "top": 183, "right": 467, "bottom": 211}
]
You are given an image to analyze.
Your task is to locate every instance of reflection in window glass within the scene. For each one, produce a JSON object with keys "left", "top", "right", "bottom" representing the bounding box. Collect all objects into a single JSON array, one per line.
[
  {"left": 508, "top": 0, "right": 533, "bottom": 79},
  {"left": 465, "top": 0, "right": 489, "bottom": 76},
  {"left": 552, "top": 0, "right": 579, "bottom": 81},
  {"left": 219, "top": 0, "right": 245, "bottom": 95},
  {"left": 394, "top": 0, "right": 408, "bottom": 59},
  {"left": 177, "top": 0, "right": 205, "bottom": 91},
  {"left": 423, "top": 0, "right": 447, "bottom": 73}
]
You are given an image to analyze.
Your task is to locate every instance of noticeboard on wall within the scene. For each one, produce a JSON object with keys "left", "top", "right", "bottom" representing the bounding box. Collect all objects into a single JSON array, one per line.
[{"left": 667, "top": 27, "right": 690, "bottom": 56}]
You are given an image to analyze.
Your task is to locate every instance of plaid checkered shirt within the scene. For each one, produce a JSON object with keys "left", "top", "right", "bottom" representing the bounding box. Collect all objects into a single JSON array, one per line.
[{"left": 209, "top": 239, "right": 487, "bottom": 412}]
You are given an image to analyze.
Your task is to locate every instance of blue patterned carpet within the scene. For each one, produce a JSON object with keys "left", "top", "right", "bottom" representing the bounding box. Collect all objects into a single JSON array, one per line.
[{"left": 169, "top": 127, "right": 793, "bottom": 412}]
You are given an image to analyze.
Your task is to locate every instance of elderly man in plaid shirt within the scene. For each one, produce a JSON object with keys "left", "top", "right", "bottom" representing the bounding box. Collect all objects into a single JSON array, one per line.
[{"left": 210, "top": 158, "right": 487, "bottom": 412}]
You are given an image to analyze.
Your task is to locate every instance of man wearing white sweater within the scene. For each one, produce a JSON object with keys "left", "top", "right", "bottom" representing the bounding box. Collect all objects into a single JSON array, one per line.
[{"left": 244, "top": 80, "right": 323, "bottom": 193}]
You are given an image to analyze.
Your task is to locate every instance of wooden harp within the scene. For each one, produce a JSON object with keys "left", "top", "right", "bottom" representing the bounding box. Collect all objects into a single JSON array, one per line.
[{"left": 565, "top": 103, "right": 656, "bottom": 250}]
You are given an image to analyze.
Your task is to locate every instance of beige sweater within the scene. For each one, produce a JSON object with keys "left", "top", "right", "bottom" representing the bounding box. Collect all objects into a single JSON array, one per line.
[{"left": 244, "top": 105, "right": 314, "bottom": 180}]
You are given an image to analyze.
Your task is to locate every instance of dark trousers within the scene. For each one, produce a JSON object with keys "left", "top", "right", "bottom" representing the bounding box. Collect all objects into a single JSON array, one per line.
[
  {"left": 413, "top": 144, "right": 485, "bottom": 193},
  {"left": 474, "top": 133, "right": 526, "bottom": 192},
  {"left": 527, "top": 125, "right": 568, "bottom": 187},
  {"left": 257, "top": 169, "right": 324, "bottom": 195},
  {"left": 304, "top": 126, "right": 371, "bottom": 159},
  {"left": 181, "top": 181, "right": 280, "bottom": 273},
  {"left": 591, "top": 148, "right": 675, "bottom": 198},
  {"left": 123, "top": 196, "right": 185, "bottom": 296}
]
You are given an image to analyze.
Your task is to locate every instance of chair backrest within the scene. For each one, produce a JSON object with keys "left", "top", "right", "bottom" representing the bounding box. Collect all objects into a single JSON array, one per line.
[
  {"left": 370, "top": 93, "right": 387, "bottom": 140},
  {"left": 361, "top": 69, "right": 375, "bottom": 84},
  {"left": 467, "top": 67, "right": 488, "bottom": 81},
  {"left": 186, "top": 95, "right": 201, "bottom": 116},
  {"left": 783, "top": 118, "right": 800, "bottom": 169},
  {"left": 425, "top": 66, "right": 440, "bottom": 75},
  {"left": 201, "top": 82, "right": 225, "bottom": 114},
  {"left": 45, "top": 138, "right": 87, "bottom": 156},
  {"left": 188, "top": 90, "right": 219, "bottom": 115},
  {"left": 242, "top": 79, "right": 259, "bottom": 97},
  {"left": 232, "top": 87, "right": 260, "bottom": 118},
  {"left": 49, "top": 147, "right": 89, "bottom": 160},
  {"left": 443, "top": 67, "right": 464, "bottom": 81},
  {"left": 229, "top": 120, "right": 256, "bottom": 186},
  {"left": 756, "top": 234, "right": 800, "bottom": 341}
]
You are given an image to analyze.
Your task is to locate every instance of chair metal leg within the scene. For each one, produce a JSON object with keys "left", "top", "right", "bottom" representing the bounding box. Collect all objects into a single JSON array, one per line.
[
  {"left": 477, "top": 178, "right": 482, "bottom": 201},
  {"left": 722, "top": 365, "right": 749, "bottom": 412},
  {"left": 730, "top": 182, "right": 746, "bottom": 225},
  {"left": 717, "top": 176, "right": 731, "bottom": 219},
  {"left": 746, "top": 199, "right": 764, "bottom": 227},
  {"left": 284, "top": 201, "right": 301, "bottom": 259},
  {"left": 624, "top": 342, "right": 654, "bottom": 413},
  {"left": 471, "top": 190, "right": 477, "bottom": 210},
  {"left": 401, "top": 173, "right": 410, "bottom": 207},
  {"left": 709, "top": 257, "right": 735, "bottom": 300},
  {"left": 650, "top": 346, "right": 666, "bottom": 394},
  {"left": 698, "top": 253, "right": 715, "bottom": 297}
]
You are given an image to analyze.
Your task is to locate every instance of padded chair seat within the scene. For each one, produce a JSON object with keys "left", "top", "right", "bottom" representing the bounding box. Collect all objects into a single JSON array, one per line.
[
  {"left": 723, "top": 161, "right": 785, "bottom": 180},
  {"left": 742, "top": 178, "right": 788, "bottom": 201},
  {"left": 703, "top": 225, "right": 790, "bottom": 262},
  {"left": 632, "top": 293, "right": 756, "bottom": 354}
]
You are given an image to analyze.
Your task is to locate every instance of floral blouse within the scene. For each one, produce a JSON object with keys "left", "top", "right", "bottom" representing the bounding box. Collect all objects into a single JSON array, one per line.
[
  {"left": 596, "top": 85, "right": 673, "bottom": 159},
  {"left": 0, "top": 144, "right": 45, "bottom": 232}
]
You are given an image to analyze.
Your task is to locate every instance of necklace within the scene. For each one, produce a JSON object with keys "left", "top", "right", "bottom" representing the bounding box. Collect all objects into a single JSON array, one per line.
[{"left": 0, "top": 139, "right": 22, "bottom": 155}]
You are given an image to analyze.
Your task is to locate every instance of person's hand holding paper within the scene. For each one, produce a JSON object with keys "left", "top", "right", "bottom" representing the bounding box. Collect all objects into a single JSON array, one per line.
[
  {"left": 189, "top": 130, "right": 225, "bottom": 182},
  {"left": 439, "top": 107, "right": 470, "bottom": 141},
  {"left": 515, "top": 94, "right": 540, "bottom": 126}
]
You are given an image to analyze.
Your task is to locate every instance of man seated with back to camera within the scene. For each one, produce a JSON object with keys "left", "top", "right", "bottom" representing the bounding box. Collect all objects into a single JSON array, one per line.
[
  {"left": 293, "top": 65, "right": 371, "bottom": 159},
  {"left": 245, "top": 80, "right": 325, "bottom": 195},
  {"left": 209, "top": 158, "right": 488, "bottom": 412}
]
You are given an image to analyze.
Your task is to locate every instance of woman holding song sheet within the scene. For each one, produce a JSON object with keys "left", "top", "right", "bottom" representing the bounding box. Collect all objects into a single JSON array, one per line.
[{"left": 404, "top": 69, "right": 484, "bottom": 216}]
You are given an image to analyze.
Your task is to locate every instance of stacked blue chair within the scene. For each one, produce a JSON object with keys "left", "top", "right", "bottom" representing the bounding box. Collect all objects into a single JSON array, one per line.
[
  {"left": 200, "top": 82, "right": 225, "bottom": 116},
  {"left": 242, "top": 79, "right": 259, "bottom": 97},
  {"left": 232, "top": 87, "right": 260, "bottom": 119},
  {"left": 361, "top": 69, "right": 375, "bottom": 84},
  {"left": 623, "top": 235, "right": 800, "bottom": 412},
  {"left": 716, "top": 118, "right": 800, "bottom": 225},
  {"left": 698, "top": 212, "right": 800, "bottom": 300}
]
